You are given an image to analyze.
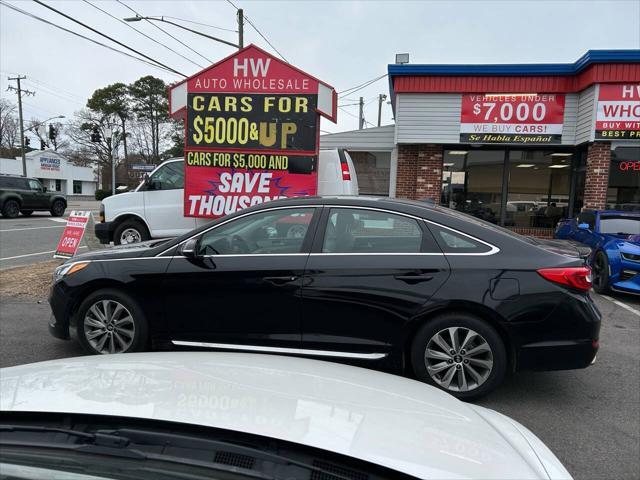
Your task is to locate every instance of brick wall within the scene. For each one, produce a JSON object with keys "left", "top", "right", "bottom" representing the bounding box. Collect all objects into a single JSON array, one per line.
[
  {"left": 396, "top": 144, "right": 443, "bottom": 202},
  {"left": 583, "top": 142, "right": 611, "bottom": 210}
]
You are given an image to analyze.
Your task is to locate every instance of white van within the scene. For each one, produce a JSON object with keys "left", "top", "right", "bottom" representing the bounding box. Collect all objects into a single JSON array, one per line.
[{"left": 95, "top": 149, "right": 358, "bottom": 245}]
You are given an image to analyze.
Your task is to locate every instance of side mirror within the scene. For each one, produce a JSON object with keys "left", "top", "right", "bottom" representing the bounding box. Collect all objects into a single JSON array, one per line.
[
  {"left": 578, "top": 223, "right": 590, "bottom": 230},
  {"left": 180, "top": 238, "right": 199, "bottom": 258},
  {"left": 42, "top": 186, "right": 47, "bottom": 192}
]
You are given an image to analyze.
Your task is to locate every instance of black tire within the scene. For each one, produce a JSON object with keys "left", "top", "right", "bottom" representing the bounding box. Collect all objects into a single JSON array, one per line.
[
  {"left": 113, "top": 219, "right": 150, "bottom": 245},
  {"left": 410, "top": 312, "right": 507, "bottom": 400},
  {"left": 50, "top": 200, "right": 66, "bottom": 217},
  {"left": 20, "top": 210, "right": 33, "bottom": 216},
  {"left": 76, "top": 289, "right": 149, "bottom": 355},
  {"left": 592, "top": 251, "right": 610, "bottom": 294},
  {"left": 1, "top": 199, "right": 20, "bottom": 218}
]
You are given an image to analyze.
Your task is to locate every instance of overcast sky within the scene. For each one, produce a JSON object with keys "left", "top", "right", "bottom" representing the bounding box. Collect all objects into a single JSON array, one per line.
[{"left": 1, "top": 0, "right": 639, "bottom": 135}]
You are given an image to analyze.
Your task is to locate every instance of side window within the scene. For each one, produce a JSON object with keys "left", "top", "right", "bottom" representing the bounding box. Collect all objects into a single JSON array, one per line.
[
  {"left": 28, "top": 179, "right": 42, "bottom": 191},
  {"left": 577, "top": 212, "right": 595, "bottom": 230},
  {"left": 321, "top": 208, "right": 429, "bottom": 253},
  {"left": 197, "top": 208, "right": 315, "bottom": 255},
  {"left": 428, "top": 223, "right": 493, "bottom": 254},
  {"left": 146, "top": 162, "right": 184, "bottom": 191}
]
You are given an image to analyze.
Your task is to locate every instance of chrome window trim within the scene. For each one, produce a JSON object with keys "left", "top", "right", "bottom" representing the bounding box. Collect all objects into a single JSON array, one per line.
[
  {"left": 171, "top": 340, "right": 387, "bottom": 360},
  {"left": 156, "top": 203, "right": 500, "bottom": 258},
  {"left": 157, "top": 205, "right": 322, "bottom": 257}
]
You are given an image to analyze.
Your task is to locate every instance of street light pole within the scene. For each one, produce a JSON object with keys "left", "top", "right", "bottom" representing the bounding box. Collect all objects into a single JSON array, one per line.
[
  {"left": 237, "top": 9, "right": 243, "bottom": 49},
  {"left": 124, "top": 16, "right": 240, "bottom": 49}
]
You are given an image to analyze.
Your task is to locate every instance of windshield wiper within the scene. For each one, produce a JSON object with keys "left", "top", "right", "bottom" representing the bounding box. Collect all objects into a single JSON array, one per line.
[{"left": 0, "top": 425, "right": 129, "bottom": 448}]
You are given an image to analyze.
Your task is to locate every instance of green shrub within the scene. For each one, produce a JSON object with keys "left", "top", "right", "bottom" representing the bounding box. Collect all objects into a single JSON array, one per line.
[{"left": 95, "top": 189, "right": 112, "bottom": 201}]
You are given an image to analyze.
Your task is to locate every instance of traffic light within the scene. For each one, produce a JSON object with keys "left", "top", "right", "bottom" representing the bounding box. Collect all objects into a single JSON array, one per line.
[
  {"left": 24, "top": 136, "right": 30, "bottom": 147},
  {"left": 90, "top": 127, "right": 101, "bottom": 143},
  {"left": 40, "top": 140, "right": 46, "bottom": 150},
  {"left": 49, "top": 124, "right": 56, "bottom": 141}
]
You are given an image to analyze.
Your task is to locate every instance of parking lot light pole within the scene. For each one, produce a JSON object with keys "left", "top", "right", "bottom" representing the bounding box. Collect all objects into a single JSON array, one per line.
[{"left": 123, "top": 15, "right": 241, "bottom": 49}]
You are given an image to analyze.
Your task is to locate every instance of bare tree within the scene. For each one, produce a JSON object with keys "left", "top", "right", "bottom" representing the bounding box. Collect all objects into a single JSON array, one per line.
[{"left": 0, "top": 98, "right": 19, "bottom": 150}]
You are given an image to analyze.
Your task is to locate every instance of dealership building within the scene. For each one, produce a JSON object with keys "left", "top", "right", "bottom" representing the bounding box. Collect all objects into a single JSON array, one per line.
[
  {"left": 321, "top": 49, "right": 639, "bottom": 237},
  {"left": 0, "top": 149, "right": 96, "bottom": 197}
]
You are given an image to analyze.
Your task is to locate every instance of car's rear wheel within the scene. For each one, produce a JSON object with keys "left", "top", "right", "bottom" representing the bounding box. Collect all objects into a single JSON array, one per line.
[
  {"left": 77, "top": 289, "right": 148, "bottom": 355},
  {"left": 2, "top": 200, "right": 20, "bottom": 218},
  {"left": 114, "top": 219, "right": 149, "bottom": 245},
  {"left": 50, "top": 200, "right": 66, "bottom": 217},
  {"left": 411, "top": 312, "right": 506, "bottom": 400},
  {"left": 20, "top": 210, "right": 33, "bottom": 216},
  {"left": 592, "top": 251, "right": 610, "bottom": 294}
]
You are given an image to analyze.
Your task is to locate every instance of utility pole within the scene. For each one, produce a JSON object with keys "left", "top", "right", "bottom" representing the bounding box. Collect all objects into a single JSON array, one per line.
[
  {"left": 377, "top": 93, "right": 387, "bottom": 127},
  {"left": 238, "top": 9, "right": 244, "bottom": 49},
  {"left": 7, "top": 76, "right": 35, "bottom": 177},
  {"left": 358, "top": 96, "right": 364, "bottom": 130}
]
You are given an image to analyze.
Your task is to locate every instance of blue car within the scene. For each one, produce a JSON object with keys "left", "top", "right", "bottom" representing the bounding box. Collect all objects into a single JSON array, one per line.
[{"left": 555, "top": 210, "right": 640, "bottom": 295}]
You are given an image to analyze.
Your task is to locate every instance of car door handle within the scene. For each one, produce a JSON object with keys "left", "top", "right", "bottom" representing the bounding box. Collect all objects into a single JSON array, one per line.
[
  {"left": 263, "top": 276, "right": 298, "bottom": 286},
  {"left": 394, "top": 274, "right": 434, "bottom": 283}
]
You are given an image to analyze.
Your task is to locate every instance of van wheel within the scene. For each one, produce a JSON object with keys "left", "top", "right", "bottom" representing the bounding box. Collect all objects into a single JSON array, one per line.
[
  {"left": 20, "top": 210, "right": 33, "bottom": 216},
  {"left": 76, "top": 289, "right": 149, "bottom": 355},
  {"left": 114, "top": 219, "right": 149, "bottom": 245},
  {"left": 410, "top": 312, "right": 506, "bottom": 400},
  {"left": 50, "top": 200, "right": 66, "bottom": 217},
  {"left": 2, "top": 200, "right": 20, "bottom": 218}
]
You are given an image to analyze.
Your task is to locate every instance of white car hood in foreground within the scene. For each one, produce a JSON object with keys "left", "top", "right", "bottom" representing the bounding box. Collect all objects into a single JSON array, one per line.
[{"left": 0, "top": 353, "right": 571, "bottom": 480}]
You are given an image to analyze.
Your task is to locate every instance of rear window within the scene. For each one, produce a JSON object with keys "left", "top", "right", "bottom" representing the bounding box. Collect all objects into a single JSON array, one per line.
[
  {"left": 599, "top": 216, "right": 640, "bottom": 235},
  {"left": 0, "top": 177, "right": 26, "bottom": 189},
  {"left": 427, "top": 222, "right": 494, "bottom": 254}
]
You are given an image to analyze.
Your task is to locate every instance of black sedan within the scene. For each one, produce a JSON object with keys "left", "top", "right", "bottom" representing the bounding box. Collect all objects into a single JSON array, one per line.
[{"left": 49, "top": 196, "right": 601, "bottom": 399}]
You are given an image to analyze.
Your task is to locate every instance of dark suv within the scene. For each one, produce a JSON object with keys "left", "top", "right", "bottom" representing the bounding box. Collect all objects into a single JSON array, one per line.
[{"left": 0, "top": 174, "right": 67, "bottom": 218}]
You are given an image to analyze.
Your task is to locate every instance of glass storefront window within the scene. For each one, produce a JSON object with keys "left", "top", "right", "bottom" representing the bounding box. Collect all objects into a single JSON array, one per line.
[
  {"left": 442, "top": 150, "right": 504, "bottom": 224},
  {"left": 348, "top": 151, "right": 390, "bottom": 196},
  {"left": 607, "top": 146, "right": 640, "bottom": 211},
  {"left": 506, "top": 150, "right": 572, "bottom": 229}
]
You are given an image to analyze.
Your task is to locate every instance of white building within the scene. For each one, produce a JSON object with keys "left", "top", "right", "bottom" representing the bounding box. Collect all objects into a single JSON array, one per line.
[{"left": 0, "top": 149, "right": 96, "bottom": 197}]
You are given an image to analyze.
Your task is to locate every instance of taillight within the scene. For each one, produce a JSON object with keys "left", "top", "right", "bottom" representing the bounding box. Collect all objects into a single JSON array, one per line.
[
  {"left": 537, "top": 266, "right": 592, "bottom": 292},
  {"left": 340, "top": 160, "right": 351, "bottom": 181}
]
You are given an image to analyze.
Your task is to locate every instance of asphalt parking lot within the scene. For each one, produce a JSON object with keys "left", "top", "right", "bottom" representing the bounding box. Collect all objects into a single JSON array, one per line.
[
  {"left": 0, "top": 201, "right": 100, "bottom": 269},
  {"left": 0, "top": 280, "right": 638, "bottom": 480}
]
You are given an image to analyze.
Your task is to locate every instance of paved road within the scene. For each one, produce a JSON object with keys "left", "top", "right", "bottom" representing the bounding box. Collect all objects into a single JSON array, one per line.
[
  {"left": 0, "top": 290, "right": 638, "bottom": 479},
  {"left": 0, "top": 201, "right": 100, "bottom": 269}
]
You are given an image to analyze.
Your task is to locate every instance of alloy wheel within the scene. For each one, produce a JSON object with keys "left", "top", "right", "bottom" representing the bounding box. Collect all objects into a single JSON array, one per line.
[
  {"left": 120, "top": 228, "right": 142, "bottom": 244},
  {"left": 593, "top": 254, "right": 607, "bottom": 290},
  {"left": 83, "top": 300, "right": 135, "bottom": 354},
  {"left": 424, "top": 327, "right": 493, "bottom": 392},
  {"left": 52, "top": 202, "right": 65, "bottom": 216}
]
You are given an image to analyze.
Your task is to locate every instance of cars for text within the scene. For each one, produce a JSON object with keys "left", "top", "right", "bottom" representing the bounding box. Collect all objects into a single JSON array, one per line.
[
  {"left": 0, "top": 352, "right": 572, "bottom": 479},
  {"left": 555, "top": 209, "right": 640, "bottom": 295},
  {"left": 50, "top": 196, "right": 601, "bottom": 399},
  {"left": 95, "top": 148, "right": 359, "bottom": 245}
]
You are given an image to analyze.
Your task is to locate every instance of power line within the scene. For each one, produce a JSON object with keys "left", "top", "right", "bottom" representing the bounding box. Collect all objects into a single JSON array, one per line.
[
  {"left": 338, "top": 74, "right": 388, "bottom": 97},
  {"left": 0, "top": 1, "right": 183, "bottom": 77},
  {"left": 82, "top": 0, "right": 205, "bottom": 69},
  {"left": 116, "top": 0, "right": 213, "bottom": 64},
  {"left": 225, "top": 0, "right": 288, "bottom": 62},
  {"left": 162, "top": 16, "right": 237, "bottom": 33},
  {"left": 2, "top": 69, "right": 87, "bottom": 101},
  {"left": 32, "top": 0, "right": 186, "bottom": 77}
]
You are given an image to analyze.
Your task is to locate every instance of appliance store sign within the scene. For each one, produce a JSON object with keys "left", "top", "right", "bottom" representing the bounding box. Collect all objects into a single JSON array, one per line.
[{"left": 40, "top": 157, "right": 61, "bottom": 172}]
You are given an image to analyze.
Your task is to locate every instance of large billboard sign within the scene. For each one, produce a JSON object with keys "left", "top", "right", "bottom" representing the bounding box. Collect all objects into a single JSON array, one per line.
[
  {"left": 460, "top": 93, "right": 565, "bottom": 144},
  {"left": 595, "top": 84, "right": 640, "bottom": 140},
  {"left": 169, "top": 45, "right": 337, "bottom": 218}
]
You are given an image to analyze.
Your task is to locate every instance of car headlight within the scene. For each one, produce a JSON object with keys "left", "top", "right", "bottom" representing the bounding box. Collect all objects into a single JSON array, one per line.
[{"left": 53, "top": 261, "right": 90, "bottom": 283}]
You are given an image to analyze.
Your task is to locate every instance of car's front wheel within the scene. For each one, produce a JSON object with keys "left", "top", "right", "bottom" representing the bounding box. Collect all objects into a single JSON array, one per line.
[
  {"left": 114, "top": 219, "right": 150, "bottom": 245},
  {"left": 76, "top": 289, "right": 149, "bottom": 355},
  {"left": 50, "top": 200, "right": 66, "bottom": 217},
  {"left": 592, "top": 251, "right": 610, "bottom": 294},
  {"left": 411, "top": 312, "right": 506, "bottom": 400}
]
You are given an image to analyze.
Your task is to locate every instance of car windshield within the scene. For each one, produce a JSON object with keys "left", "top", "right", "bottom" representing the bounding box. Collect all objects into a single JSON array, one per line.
[{"left": 599, "top": 216, "right": 640, "bottom": 235}]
